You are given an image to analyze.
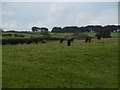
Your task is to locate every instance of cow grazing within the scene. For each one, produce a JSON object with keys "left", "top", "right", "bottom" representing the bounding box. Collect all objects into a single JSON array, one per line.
[
  {"left": 97, "top": 36, "right": 101, "bottom": 40},
  {"left": 60, "top": 38, "right": 64, "bottom": 43},
  {"left": 70, "top": 38, "right": 74, "bottom": 42},
  {"left": 88, "top": 37, "right": 92, "bottom": 42},
  {"left": 85, "top": 37, "right": 92, "bottom": 43},
  {"left": 67, "top": 39, "right": 72, "bottom": 46},
  {"left": 66, "top": 37, "right": 74, "bottom": 46},
  {"left": 85, "top": 37, "right": 89, "bottom": 42}
]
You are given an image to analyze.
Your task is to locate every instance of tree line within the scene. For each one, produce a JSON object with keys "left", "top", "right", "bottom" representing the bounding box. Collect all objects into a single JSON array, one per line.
[
  {"left": 51, "top": 25, "right": 120, "bottom": 33},
  {"left": 1, "top": 25, "right": 120, "bottom": 33},
  {"left": 31, "top": 25, "right": 120, "bottom": 33}
]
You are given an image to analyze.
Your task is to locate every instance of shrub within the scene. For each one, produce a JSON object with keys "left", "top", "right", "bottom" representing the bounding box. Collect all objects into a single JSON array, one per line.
[
  {"left": 2, "top": 37, "right": 62, "bottom": 45},
  {"left": 14, "top": 34, "right": 25, "bottom": 37},
  {"left": 72, "top": 32, "right": 89, "bottom": 39},
  {"left": 95, "top": 29, "right": 111, "bottom": 38},
  {"left": 2, "top": 34, "right": 12, "bottom": 36}
]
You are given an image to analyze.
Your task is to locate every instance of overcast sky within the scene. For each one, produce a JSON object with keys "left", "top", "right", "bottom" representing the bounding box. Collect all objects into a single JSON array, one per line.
[{"left": 2, "top": 1, "right": 118, "bottom": 31}]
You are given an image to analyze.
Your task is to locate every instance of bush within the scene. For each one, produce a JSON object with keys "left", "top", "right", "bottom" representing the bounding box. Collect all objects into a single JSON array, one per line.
[
  {"left": 14, "top": 34, "right": 25, "bottom": 37},
  {"left": 72, "top": 32, "right": 89, "bottom": 39},
  {"left": 2, "top": 34, "right": 12, "bottom": 36},
  {"left": 95, "top": 29, "right": 111, "bottom": 38},
  {"left": 2, "top": 37, "right": 62, "bottom": 45}
]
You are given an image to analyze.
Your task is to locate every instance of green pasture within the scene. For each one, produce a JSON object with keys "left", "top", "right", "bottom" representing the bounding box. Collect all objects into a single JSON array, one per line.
[
  {"left": 2, "top": 32, "right": 118, "bottom": 39},
  {"left": 0, "top": 44, "right": 2, "bottom": 89},
  {"left": 2, "top": 36, "right": 118, "bottom": 88}
]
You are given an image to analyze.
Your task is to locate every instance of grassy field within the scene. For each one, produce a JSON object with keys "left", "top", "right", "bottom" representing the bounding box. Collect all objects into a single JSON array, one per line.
[
  {"left": 0, "top": 44, "right": 2, "bottom": 89},
  {"left": 2, "top": 32, "right": 118, "bottom": 39},
  {"left": 2, "top": 32, "right": 118, "bottom": 88}
]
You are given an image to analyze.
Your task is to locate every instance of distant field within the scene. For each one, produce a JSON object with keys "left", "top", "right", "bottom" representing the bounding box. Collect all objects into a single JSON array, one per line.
[
  {"left": 2, "top": 32, "right": 118, "bottom": 39},
  {"left": 2, "top": 34, "right": 118, "bottom": 88}
]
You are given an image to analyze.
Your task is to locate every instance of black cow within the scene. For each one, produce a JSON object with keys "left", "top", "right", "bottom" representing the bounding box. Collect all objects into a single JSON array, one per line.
[
  {"left": 88, "top": 37, "right": 92, "bottom": 42},
  {"left": 70, "top": 38, "right": 74, "bottom": 42},
  {"left": 97, "top": 36, "right": 101, "bottom": 40},
  {"left": 60, "top": 38, "right": 64, "bottom": 43},
  {"left": 85, "top": 37, "right": 92, "bottom": 43},
  {"left": 67, "top": 37, "right": 74, "bottom": 46},
  {"left": 67, "top": 39, "right": 72, "bottom": 46}
]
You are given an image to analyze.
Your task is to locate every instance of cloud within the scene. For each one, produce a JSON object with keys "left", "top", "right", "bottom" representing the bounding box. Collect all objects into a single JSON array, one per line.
[
  {"left": 44, "top": 3, "right": 65, "bottom": 27},
  {"left": 2, "top": 11, "right": 15, "bottom": 16},
  {"left": 2, "top": 2, "right": 118, "bottom": 31},
  {"left": 3, "top": 21, "right": 17, "bottom": 30},
  {"left": 89, "top": 9, "right": 118, "bottom": 25}
]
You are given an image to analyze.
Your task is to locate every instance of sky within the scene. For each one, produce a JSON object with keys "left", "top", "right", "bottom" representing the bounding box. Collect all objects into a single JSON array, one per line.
[{"left": 1, "top": 0, "right": 119, "bottom": 31}]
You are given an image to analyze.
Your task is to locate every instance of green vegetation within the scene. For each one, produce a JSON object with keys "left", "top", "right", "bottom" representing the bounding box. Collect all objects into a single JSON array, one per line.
[
  {"left": 2, "top": 32, "right": 118, "bottom": 88},
  {"left": 95, "top": 29, "right": 111, "bottom": 38},
  {"left": 2, "top": 32, "right": 118, "bottom": 39},
  {"left": 0, "top": 44, "right": 2, "bottom": 89}
]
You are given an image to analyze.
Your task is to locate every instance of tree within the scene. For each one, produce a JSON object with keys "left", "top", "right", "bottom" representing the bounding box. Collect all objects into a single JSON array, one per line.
[
  {"left": 32, "top": 26, "right": 49, "bottom": 33},
  {"left": 62, "top": 26, "right": 79, "bottom": 33},
  {"left": 31, "top": 26, "right": 38, "bottom": 32},
  {"left": 40, "top": 27, "right": 48, "bottom": 33},
  {"left": 72, "top": 32, "right": 88, "bottom": 39},
  {"left": 51, "top": 27, "right": 62, "bottom": 33}
]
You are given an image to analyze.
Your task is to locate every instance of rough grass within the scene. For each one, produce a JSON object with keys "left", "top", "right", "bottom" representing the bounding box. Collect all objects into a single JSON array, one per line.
[
  {"left": 2, "top": 32, "right": 118, "bottom": 39},
  {"left": 0, "top": 45, "right": 2, "bottom": 89},
  {"left": 2, "top": 37, "right": 118, "bottom": 88}
]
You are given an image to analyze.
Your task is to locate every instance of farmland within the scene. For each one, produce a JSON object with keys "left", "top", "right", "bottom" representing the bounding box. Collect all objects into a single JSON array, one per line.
[{"left": 2, "top": 32, "right": 118, "bottom": 88}]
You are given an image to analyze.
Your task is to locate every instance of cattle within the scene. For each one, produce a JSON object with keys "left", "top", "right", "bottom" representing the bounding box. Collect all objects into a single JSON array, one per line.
[
  {"left": 88, "top": 37, "right": 92, "bottom": 42},
  {"left": 67, "top": 39, "right": 72, "bottom": 46},
  {"left": 66, "top": 37, "right": 74, "bottom": 46},
  {"left": 85, "top": 37, "right": 92, "bottom": 43},
  {"left": 60, "top": 38, "right": 64, "bottom": 43},
  {"left": 85, "top": 37, "right": 89, "bottom": 42},
  {"left": 97, "top": 36, "right": 101, "bottom": 40},
  {"left": 70, "top": 37, "right": 74, "bottom": 42}
]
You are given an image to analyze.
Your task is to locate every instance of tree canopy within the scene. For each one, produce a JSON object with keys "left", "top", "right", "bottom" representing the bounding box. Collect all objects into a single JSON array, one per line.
[
  {"left": 31, "top": 26, "right": 48, "bottom": 33},
  {"left": 51, "top": 25, "right": 120, "bottom": 33}
]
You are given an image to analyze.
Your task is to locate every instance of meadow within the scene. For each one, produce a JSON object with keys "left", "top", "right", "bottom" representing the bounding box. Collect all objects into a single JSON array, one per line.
[{"left": 2, "top": 32, "right": 118, "bottom": 88}]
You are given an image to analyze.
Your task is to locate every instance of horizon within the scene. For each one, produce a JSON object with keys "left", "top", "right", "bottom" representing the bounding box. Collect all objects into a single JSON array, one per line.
[{"left": 2, "top": 24, "right": 119, "bottom": 32}]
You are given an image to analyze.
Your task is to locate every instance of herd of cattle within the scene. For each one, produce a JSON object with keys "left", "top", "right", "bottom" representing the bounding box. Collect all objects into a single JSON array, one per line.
[
  {"left": 1, "top": 36, "right": 102, "bottom": 46},
  {"left": 60, "top": 36, "right": 102, "bottom": 46}
]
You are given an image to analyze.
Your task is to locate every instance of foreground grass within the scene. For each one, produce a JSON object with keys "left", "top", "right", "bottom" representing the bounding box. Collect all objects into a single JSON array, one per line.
[
  {"left": 2, "top": 38, "right": 118, "bottom": 88},
  {"left": 0, "top": 45, "right": 2, "bottom": 89}
]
